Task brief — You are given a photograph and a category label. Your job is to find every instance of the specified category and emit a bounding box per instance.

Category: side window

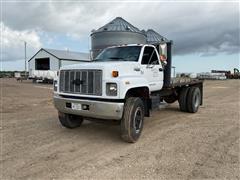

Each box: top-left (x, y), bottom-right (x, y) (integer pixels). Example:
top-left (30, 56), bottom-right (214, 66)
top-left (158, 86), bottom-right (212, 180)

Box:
top-left (141, 47), bottom-right (159, 65)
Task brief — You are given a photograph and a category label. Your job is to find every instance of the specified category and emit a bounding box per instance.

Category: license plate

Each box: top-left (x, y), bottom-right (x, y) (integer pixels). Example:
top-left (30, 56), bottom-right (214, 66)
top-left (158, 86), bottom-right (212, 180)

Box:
top-left (72, 103), bottom-right (82, 110)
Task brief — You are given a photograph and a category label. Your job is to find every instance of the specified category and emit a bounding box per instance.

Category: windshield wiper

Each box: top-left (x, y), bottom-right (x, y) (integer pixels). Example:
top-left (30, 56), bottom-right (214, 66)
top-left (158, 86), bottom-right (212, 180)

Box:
top-left (94, 57), bottom-right (124, 61)
top-left (109, 57), bottom-right (123, 60)
top-left (93, 58), bottom-right (102, 61)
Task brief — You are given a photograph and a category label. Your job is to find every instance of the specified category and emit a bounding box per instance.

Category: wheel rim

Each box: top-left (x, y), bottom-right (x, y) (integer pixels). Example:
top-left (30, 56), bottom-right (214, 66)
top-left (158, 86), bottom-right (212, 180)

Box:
top-left (194, 93), bottom-right (200, 109)
top-left (133, 107), bottom-right (143, 134)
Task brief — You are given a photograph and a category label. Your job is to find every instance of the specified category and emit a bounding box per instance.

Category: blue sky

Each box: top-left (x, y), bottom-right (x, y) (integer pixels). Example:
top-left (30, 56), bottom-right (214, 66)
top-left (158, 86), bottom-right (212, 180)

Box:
top-left (1, 1), bottom-right (239, 73)
top-left (173, 53), bottom-right (239, 73)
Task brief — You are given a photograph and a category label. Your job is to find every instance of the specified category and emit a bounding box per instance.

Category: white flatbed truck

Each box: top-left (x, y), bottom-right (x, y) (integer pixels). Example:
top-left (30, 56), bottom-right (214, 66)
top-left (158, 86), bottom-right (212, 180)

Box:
top-left (53, 42), bottom-right (203, 143)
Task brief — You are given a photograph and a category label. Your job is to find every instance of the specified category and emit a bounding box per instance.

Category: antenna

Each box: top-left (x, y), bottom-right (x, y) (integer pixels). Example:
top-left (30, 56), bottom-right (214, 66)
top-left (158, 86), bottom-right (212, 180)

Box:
top-left (88, 35), bottom-right (92, 60)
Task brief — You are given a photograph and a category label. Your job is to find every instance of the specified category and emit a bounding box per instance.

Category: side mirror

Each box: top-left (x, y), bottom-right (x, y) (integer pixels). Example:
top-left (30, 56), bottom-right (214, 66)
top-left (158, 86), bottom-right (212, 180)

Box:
top-left (159, 43), bottom-right (168, 66)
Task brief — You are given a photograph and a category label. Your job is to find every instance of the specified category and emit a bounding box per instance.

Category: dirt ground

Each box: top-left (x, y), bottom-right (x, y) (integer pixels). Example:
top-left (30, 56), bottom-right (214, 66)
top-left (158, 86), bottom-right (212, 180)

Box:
top-left (0, 78), bottom-right (239, 179)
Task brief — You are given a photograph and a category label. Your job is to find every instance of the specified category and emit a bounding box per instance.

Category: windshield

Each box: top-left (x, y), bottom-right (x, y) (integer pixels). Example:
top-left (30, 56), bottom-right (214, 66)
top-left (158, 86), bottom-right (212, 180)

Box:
top-left (94, 46), bottom-right (142, 62)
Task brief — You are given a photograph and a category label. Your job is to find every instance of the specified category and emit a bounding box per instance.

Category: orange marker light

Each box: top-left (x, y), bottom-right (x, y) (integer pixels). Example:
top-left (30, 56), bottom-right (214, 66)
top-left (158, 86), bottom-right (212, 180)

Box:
top-left (112, 71), bottom-right (119, 77)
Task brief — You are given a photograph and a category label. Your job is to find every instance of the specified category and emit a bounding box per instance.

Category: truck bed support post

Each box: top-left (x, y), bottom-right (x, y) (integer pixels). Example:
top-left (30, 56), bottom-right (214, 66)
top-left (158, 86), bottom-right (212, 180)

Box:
top-left (163, 41), bottom-right (173, 88)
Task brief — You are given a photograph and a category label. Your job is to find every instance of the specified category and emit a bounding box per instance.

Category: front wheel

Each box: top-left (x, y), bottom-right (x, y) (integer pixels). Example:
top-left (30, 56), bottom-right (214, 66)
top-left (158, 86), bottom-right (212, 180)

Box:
top-left (121, 97), bottom-right (145, 143)
top-left (58, 112), bottom-right (84, 129)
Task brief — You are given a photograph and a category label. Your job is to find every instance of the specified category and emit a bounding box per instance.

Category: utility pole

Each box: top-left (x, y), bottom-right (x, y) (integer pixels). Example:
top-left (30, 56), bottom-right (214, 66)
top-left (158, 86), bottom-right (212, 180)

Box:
top-left (24, 41), bottom-right (27, 77)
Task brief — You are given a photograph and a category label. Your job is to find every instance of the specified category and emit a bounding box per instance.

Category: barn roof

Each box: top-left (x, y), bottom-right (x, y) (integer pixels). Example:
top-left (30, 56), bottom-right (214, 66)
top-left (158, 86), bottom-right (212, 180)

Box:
top-left (28, 48), bottom-right (90, 62)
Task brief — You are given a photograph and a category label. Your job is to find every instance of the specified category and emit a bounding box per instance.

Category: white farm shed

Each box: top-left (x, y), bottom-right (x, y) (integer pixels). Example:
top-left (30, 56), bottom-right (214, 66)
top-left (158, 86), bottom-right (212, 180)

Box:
top-left (28, 48), bottom-right (90, 82)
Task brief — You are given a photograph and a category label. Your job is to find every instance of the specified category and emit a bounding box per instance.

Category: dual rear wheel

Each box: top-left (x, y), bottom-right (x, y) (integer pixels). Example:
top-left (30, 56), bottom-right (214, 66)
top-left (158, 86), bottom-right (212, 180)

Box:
top-left (179, 86), bottom-right (201, 113)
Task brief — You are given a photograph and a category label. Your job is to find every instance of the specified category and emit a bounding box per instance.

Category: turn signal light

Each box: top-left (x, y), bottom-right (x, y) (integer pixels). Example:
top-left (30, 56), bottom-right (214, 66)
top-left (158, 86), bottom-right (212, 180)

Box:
top-left (112, 71), bottom-right (119, 77)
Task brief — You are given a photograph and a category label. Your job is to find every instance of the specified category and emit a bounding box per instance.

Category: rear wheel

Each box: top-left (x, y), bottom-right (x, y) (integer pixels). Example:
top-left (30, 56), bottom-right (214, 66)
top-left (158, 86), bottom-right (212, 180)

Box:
top-left (121, 97), bottom-right (145, 143)
top-left (187, 87), bottom-right (201, 113)
top-left (58, 112), bottom-right (84, 129)
top-left (178, 87), bottom-right (190, 112)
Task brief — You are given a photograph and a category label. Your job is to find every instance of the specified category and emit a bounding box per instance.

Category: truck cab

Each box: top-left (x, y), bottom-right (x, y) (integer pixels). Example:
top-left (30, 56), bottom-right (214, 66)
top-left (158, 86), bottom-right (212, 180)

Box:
top-left (93, 44), bottom-right (164, 93)
top-left (54, 43), bottom-right (203, 143)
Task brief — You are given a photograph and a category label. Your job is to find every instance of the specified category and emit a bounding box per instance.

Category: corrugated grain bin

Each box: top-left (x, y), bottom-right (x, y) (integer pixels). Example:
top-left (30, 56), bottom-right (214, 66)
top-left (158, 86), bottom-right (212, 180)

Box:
top-left (146, 29), bottom-right (169, 44)
top-left (91, 17), bottom-right (147, 59)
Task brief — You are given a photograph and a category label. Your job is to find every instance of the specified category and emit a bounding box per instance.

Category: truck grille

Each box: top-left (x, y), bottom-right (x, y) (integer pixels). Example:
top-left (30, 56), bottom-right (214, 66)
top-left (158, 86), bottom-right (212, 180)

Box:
top-left (59, 70), bottom-right (102, 96)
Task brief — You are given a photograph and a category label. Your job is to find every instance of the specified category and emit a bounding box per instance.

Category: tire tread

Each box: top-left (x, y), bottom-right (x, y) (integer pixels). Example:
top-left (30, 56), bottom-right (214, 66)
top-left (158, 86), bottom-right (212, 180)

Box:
top-left (179, 87), bottom-right (189, 112)
top-left (58, 112), bottom-right (83, 129)
top-left (187, 87), bottom-right (201, 113)
top-left (121, 97), bottom-right (144, 143)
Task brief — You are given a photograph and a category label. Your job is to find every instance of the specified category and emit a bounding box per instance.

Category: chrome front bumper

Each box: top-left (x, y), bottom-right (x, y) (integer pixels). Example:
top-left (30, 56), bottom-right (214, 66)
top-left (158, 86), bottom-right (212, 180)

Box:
top-left (53, 95), bottom-right (124, 120)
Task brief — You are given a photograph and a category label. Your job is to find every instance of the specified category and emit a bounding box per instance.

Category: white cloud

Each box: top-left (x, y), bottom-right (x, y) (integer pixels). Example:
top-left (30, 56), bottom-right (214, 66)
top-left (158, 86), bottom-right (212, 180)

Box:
top-left (1, 22), bottom-right (42, 61)
top-left (1, 1), bottom-right (239, 62)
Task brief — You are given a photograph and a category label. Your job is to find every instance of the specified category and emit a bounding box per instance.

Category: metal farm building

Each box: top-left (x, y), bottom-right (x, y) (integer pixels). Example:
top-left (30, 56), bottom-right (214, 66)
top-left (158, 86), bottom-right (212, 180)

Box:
top-left (28, 48), bottom-right (90, 82)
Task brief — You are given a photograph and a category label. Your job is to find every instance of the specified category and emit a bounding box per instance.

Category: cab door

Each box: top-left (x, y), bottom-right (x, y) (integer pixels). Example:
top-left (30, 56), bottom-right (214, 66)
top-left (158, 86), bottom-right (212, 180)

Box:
top-left (141, 46), bottom-right (163, 92)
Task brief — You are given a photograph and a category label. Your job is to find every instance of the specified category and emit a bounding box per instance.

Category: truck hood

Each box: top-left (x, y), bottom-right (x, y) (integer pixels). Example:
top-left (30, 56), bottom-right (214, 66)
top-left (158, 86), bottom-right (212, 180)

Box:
top-left (61, 61), bottom-right (141, 78)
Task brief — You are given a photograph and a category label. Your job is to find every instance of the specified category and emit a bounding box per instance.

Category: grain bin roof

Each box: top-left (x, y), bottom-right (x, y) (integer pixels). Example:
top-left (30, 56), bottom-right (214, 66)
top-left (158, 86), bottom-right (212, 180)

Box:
top-left (29, 48), bottom-right (90, 62)
top-left (146, 29), bottom-right (169, 43)
top-left (92, 17), bottom-right (143, 34)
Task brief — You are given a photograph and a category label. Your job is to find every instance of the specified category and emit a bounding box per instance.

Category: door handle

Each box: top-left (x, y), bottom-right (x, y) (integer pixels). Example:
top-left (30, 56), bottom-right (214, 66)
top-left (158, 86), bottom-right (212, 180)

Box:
top-left (159, 68), bottom-right (163, 71)
top-left (134, 67), bottom-right (141, 71)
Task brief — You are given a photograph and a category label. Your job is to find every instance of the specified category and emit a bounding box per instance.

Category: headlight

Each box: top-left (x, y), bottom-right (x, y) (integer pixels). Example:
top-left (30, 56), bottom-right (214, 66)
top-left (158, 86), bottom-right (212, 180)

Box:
top-left (53, 80), bottom-right (58, 91)
top-left (106, 83), bottom-right (117, 96)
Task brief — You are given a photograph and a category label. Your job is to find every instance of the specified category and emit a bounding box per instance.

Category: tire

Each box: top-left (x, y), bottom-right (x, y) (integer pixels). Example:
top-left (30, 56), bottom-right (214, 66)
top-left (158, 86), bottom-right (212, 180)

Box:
top-left (164, 95), bottom-right (177, 104)
top-left (178, 87), bottom-right (190, 112)
top-left (187, 87), bottom-right (201, 113)
top-left (121, 97), bottom-right (145, 143)
top-left (58, 112), bottom-right (84, 129)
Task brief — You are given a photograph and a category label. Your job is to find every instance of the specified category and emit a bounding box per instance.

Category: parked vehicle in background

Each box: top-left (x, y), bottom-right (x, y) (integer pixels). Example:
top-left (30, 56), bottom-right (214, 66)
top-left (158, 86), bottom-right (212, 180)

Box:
top-left (14, 72), bottom-right (28, 82)
top-left (29, 70), bottom-right (57, 83)
top-left (211, 69), bottom-right (240, 79)
top-left (197, 72), bottom-right (227, 80)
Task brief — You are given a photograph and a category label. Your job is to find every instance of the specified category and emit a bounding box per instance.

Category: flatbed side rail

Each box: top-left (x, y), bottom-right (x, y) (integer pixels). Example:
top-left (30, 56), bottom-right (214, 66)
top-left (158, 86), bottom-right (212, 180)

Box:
top-left (151, 78), bottom-right (203, 105)
top-left (170, 77), bottom-right (203, 88)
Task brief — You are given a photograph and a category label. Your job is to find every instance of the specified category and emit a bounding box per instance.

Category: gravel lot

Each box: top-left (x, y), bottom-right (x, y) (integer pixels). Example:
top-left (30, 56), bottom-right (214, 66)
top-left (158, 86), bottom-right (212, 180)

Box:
top-left (1, 78), bottom-right (239, 179)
